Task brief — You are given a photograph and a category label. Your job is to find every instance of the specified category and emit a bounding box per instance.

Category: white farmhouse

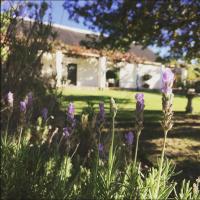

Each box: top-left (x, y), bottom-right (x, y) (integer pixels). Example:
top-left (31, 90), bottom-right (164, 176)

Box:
top-left (41, 23), bottom-right (165, 90)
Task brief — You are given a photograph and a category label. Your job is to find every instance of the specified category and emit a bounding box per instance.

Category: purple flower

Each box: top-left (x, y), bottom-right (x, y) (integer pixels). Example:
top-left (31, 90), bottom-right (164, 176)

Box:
top-left (162, 68), bottom-right (174, 83)
top-left (63, 127), bottom-right (70, 137)
top-left (162, 68), bottom-right (174, 94)
top-left (67, 102), bottom-right (75, 117)
top-left (97, 102), bottom-right (105, 125)
top-left (99, 102), bottom-right (104, 115)
top-left (25, 92), bottom-right (33, 107)
top-left (125, 131), bottom-right (134, 145)
top-left (66, 103), bottom-right (76, 133)
top-left (135, 93), bottom-right (144, 111)
top-left (41, 107), bottom-right (48, 121)
top-left (20, 101), bottom-right (26, 113)
top-left (7, 91), bottom-right (14, 107)
top-left (98, 143), bottom-right (104, 152)
top-left (135, 93), bottom-right (144, 103)
top-left (135, 93), bottom-right (144, 132)
top-left (136, 2), bottom-right (142, 8)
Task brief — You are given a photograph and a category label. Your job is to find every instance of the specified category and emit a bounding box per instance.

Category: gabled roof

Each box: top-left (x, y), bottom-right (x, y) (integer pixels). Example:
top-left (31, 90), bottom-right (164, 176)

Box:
top-left (52, 24), bottom-right (157, 62)
top-left (128, 44), bottom-right (157, 62)
top-left (18, 19), bottom-right (158, 63)
top-left (52, 24), bottom-right (95, 46)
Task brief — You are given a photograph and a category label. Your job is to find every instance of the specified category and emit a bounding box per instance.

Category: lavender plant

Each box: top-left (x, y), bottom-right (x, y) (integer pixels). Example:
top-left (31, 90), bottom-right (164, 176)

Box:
top-left (175, 178), bottom-right (200, 200)
top-left (134, 93), bottom-right (144, 166)
top-left (154, 67), bottom-right (175, 199)
top-left (1, 89), bottom-right (199, 200)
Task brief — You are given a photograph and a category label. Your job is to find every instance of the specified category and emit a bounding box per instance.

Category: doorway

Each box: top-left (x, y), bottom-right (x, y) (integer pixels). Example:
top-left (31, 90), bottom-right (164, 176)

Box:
top-left (67, 63), bottom-right (77, 85)
top-left (106, 68), bottom-right (120, 87)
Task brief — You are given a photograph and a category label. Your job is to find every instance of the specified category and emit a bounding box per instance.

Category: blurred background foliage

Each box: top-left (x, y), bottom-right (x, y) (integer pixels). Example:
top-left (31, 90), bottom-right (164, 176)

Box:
top-left (63, 0), bottom-right (200, 61)
top-left (1, 1), bottom-right (62, 128)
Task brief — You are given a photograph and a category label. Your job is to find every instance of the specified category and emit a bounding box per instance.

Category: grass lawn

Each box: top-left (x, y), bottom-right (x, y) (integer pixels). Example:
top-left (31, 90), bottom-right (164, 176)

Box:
top-left (58, 88), bottom-right (200, 181)
top-left (59, 88), bottom-right (200, 121)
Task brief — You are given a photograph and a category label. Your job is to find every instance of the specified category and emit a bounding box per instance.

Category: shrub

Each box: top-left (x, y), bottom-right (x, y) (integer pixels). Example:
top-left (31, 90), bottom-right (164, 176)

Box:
top-left (142, 83), bottom-right (150, 89)
top-left (142, 74), bottom-right (152, 81)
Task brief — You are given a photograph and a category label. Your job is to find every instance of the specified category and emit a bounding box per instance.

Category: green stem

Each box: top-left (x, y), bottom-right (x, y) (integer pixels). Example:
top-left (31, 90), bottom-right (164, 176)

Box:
top-left (4, 115), bottom-right (10, 145)
top-left (93, 152), bottom-right (99, 198)
top-left (107, 114), bottom-right (116, 190)
top-left (155, 130), bottom-right (168, 199)
top-left (110, 115), bottom-right (115, 157)
top-left (133, 131), bottom-right (140, 166)
top-left (58, 135), bottom-right (64, 151)
top-left (18, 127), bottom-right (23, 149)
top-left (93, 131), bottom-right (102, 198)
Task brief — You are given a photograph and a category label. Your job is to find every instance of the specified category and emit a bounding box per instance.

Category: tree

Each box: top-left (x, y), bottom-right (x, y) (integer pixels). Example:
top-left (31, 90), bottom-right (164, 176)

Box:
top-left (1, 1), bottom-right (56, 97)
top-left (63, 0), bottom-right (200, 61)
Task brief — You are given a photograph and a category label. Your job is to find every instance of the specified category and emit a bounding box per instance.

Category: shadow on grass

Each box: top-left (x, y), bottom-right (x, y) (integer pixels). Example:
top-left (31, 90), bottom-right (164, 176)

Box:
top-left (61, 94), bottom-right (132, 104)
top-left (175, 159), bottom-right (200, 182)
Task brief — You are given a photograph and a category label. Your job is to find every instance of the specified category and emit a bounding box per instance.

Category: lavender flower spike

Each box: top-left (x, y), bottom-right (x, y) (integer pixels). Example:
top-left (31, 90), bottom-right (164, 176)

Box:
top-left (155, 68), bottom-right (175, 199)
top-left (161, 68), bottom-right (174, 133)
top-left (162, 68), bottom-right (174, 95)
top-left (63, 127), bottom-right (70, 137)
top-left (41, 107), bottom-right (48, 121)
top-left (136, 2), bottom-right (142, 8)
top-left (133, 93), bottom-right (145, 166)
top-left (66, 102), bottom-right (76, 132)
top-left (7, 91), bottom-right (14, 107)
top-left (110, 97), bottom-right (117, 116)
top-left (20, 101), bottom-right (26, 113)
top-left (99, 102), bottom-right (105, 117)
top-left (135, 93), bottom-right (144, 112)
top-left (98, 143), bottom-right (104, 152)
top-left (135, 93), bottom-right (145, 126)
top-left (125, 131), bottom-right (134, 145)
top-left (67, 102), bottom-right (75, 118)
top-left (25, 92), bottom-right (33, 107)
top-left (97, 102), bottom-right (105, 125)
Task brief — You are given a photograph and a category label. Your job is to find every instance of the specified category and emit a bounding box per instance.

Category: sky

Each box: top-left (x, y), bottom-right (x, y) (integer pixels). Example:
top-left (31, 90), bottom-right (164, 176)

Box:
top-left (1, 0), bottom-right (169, 57)
top-left (1, 0), bottom-right (87, 29)
top-left (46, 1), bottom-right (88, 30)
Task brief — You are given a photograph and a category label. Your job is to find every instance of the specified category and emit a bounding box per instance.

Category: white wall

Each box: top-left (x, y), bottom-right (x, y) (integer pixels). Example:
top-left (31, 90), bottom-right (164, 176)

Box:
top-left (41, 52), bottom-right (57, 87)
top-left (77, 58), bottom-right (99, 87)
top-left (41, 52), bottom-right (56, 76)
top-left (41, 52), bottom-right (163, 90)
top-left (62, 56), bottom-right (99, 87)
top-left (98, 56), bottom-right (107, 89)
top-left (119, 62), bottom-right (162, 89)
top-left (55, 51), bottom-right (63, 87)
top-left (119, 62), bottom-right (137, 88)
top-left (138, 64), bottom-right (162, 89)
